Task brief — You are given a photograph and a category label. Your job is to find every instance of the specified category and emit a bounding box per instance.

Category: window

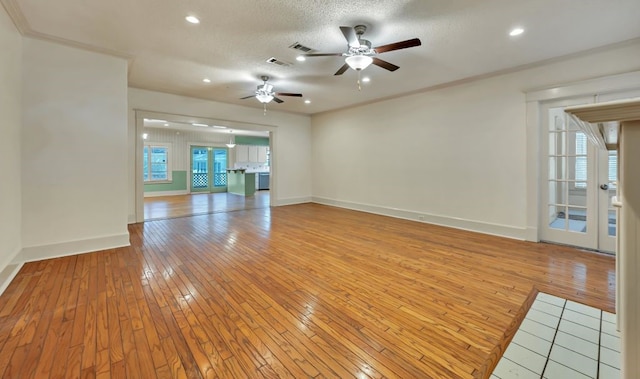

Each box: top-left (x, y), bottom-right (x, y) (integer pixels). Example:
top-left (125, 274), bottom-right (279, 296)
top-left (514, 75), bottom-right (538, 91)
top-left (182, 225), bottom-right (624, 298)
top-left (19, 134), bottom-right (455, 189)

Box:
top-left (143, 143), bottom-right (171, 182)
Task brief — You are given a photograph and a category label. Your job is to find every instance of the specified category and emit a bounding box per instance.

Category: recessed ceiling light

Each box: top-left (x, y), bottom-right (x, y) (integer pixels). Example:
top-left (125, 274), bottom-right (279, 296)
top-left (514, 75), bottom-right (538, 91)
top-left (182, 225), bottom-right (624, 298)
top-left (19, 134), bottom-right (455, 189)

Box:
top-left (203, 78), bottom-right (211, 83)
top-left (304, 100), bottom-right (311, 104)
top-left (186, 16), bottom-right (200, 24)
top-left (192, 123), bottom-right (208, 127)
top-left (509, 27), bottom-right (524, 36)
top-left (142, 133), bottom-right (148, 139)
top-left (164, 123), bottom-right (169, 126)
top-left (362, 77), bottom-right (371, 83)
top-left (296, 56), bottom-right (306, 62)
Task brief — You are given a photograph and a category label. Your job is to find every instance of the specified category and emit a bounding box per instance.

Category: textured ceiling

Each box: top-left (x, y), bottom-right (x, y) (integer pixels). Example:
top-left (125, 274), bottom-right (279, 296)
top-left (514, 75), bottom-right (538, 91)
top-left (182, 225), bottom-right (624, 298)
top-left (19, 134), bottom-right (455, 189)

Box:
top-left (4, 0), bottom-right (640, 115)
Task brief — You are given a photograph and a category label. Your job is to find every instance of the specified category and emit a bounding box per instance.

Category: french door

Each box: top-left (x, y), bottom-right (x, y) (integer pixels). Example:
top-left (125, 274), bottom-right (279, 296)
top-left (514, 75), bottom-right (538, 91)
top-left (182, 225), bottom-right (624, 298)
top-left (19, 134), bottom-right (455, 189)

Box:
top-left (540, 99), bottom-right (617, 253)
top-left (190, 146), bottom-right (228, 193)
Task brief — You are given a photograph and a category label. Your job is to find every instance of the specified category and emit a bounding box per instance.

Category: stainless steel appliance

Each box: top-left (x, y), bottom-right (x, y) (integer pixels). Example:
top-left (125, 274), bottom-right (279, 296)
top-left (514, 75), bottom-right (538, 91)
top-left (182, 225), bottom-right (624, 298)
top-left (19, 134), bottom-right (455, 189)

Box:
top-left (258, 173), bottom-right (270, 190)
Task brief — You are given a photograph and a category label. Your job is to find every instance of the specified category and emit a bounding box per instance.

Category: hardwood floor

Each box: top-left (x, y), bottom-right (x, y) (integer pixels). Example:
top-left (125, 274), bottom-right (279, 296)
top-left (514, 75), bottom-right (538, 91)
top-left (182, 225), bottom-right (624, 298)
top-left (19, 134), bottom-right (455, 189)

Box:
top-left (144, 191), bottom-right (270, 220)
top-left (0, 204), bottom-right (615, 378)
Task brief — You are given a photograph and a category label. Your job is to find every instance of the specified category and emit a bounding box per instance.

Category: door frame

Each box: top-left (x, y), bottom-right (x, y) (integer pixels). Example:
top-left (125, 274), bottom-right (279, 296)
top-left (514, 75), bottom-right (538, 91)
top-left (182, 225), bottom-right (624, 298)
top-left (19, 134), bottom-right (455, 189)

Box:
top-left (134, 110), bottom-right (278, 224)
top-left (538, 97), bottom-right (600, 250)
top-left (525, 71), bottom-right (640, 243)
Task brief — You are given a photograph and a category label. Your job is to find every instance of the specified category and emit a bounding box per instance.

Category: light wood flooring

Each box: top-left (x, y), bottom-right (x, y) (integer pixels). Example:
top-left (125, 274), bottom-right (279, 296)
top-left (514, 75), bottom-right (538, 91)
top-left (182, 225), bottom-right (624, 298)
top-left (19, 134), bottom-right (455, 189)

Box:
top-left (0, 204), bottom-right (615, 378)
top-left (144, 191), bottom-right (270, 221)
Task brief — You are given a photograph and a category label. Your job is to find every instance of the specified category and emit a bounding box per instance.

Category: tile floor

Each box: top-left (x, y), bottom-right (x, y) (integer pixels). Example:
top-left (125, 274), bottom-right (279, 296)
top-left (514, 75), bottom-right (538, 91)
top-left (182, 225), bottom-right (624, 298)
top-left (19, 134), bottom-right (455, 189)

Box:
top-left (491, 292), bottom-right (621, 379)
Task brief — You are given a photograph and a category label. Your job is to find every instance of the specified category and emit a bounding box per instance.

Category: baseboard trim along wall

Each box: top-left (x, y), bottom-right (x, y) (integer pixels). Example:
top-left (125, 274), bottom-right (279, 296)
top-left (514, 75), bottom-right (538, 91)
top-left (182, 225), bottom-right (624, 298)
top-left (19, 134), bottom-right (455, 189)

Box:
top-left (143, 190), bottom-right (189, 198)
top-left (0, 262), bottom-right (24, 296)
top-left (312, 197), bottom-right (527, 240)
top-left (274, 196), bottom-right (312, 207)
top-left (14, 232), bottom-right (131, 264)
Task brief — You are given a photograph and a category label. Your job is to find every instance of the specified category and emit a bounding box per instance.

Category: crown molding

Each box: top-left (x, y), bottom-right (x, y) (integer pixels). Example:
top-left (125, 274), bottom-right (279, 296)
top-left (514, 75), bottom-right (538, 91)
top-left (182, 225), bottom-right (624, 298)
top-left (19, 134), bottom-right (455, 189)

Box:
top-left (1, 0), bottom-right (28, 34)
top-left (1, 0), bottom-right (132, 60)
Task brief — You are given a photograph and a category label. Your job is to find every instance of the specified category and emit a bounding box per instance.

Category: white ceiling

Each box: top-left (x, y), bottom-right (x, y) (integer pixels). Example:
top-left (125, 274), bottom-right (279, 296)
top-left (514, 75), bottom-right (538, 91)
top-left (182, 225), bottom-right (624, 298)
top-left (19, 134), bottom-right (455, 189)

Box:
top-left (4, 0), bottom-right (640, 115)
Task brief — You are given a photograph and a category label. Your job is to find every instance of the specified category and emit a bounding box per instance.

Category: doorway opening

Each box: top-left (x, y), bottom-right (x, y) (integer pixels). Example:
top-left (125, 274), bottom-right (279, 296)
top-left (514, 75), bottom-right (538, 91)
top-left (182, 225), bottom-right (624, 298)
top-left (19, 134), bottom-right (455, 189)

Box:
top-left (136, 111), bottom-right (275, 222)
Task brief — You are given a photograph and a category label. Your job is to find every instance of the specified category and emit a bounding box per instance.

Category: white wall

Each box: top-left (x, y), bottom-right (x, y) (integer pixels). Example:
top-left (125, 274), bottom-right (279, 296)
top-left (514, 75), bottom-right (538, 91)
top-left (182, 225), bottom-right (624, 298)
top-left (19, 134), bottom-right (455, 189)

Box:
top-left (128, 88), bottom-right (312, 222)
top-left (0, 6), bottom-right (22, 277)
top-left (311, 41), bottom-right (640, 239)
top-left (19, 38), bottom-right (130, 262)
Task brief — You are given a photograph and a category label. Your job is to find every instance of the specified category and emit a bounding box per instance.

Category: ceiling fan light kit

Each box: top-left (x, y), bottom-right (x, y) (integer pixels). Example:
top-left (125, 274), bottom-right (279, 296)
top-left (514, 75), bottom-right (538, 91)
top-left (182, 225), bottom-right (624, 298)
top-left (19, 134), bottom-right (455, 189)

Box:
top-left (303, 24), bottom-right (421, 89)
top-left (345, 55), bottom-right (373, 70)
top-left (256, 93), bottom-right (274, 104)
top-left (240, 75), bottom-right (303, 114)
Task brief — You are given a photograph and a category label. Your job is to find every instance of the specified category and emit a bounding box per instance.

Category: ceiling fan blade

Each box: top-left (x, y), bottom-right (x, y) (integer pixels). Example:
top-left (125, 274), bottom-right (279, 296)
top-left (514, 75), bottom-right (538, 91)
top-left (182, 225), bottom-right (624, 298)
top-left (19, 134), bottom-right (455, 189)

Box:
top-left (340, 26), bottom-right (360, 47)
top-left (334, 63), bottom-right (349, 76)
top-left (273, 97), bottom-right (284, 104)
top-left (372, 57), bottom-right (399, 72)
top-left (275, 92), bottom-right (303, 97)
top-left (304, 53), bottom-right (343, 57)
top-left (240, 95), bottom-right (255, 100)
top-left (374, 38), bottom-right (421, 54)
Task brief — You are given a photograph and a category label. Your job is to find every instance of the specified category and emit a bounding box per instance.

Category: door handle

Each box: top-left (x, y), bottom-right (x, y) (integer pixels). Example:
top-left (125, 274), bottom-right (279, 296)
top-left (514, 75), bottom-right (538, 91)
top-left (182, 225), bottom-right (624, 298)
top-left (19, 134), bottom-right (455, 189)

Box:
top-left (600, 184), bottom-right (609, 190)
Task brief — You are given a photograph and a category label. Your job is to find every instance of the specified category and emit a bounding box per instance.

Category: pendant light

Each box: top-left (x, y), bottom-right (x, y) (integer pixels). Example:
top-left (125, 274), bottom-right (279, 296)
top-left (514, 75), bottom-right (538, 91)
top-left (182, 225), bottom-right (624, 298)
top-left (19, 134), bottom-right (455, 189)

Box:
top-left (226, 130), bottom-right (236, 148)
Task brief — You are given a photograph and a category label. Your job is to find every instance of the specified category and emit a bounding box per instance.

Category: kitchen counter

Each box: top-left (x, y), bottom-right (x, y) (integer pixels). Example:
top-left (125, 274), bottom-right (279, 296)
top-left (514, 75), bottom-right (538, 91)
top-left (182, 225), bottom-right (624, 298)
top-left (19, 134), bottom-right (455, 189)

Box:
top-left (226, 169), bottom-right (255, 196)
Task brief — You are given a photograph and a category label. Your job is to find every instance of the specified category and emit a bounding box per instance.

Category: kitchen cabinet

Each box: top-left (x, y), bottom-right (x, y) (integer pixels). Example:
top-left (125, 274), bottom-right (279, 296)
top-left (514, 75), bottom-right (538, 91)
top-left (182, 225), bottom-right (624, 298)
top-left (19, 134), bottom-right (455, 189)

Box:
top-left (236, 145), bottom-right (249, 162)
top-left (235, 145), bottom-right (269, 163)
top-left (258, 146), bottom-right (268, 163)
top-left (248, 145), bottom-right (258, 162)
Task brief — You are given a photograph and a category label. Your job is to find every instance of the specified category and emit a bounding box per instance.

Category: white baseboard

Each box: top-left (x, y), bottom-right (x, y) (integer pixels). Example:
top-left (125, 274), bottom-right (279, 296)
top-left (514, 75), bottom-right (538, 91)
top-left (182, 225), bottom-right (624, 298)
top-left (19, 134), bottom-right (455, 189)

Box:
top-left (312, 197), bottom-right (527, 240)
top-left (14, 232), bottom-right (131, 264)
top-left (128, 213), bottom-right (137, 224)
top-left (0, 262), bottom-right (24, 296)
top-left (144, 190), bottom-right (189, 198)
top-left (274, 196), bottom-right (312, 206)
top-left (525, 227), bottom-right (539, 242)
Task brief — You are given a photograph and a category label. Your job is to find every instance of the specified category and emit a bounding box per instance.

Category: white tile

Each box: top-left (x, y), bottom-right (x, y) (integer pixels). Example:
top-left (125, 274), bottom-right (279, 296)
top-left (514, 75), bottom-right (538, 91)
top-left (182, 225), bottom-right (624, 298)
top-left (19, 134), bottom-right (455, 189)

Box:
top-left (602, 311), bottom-right (617, 324)
top-left (601, 319), bottom-right (620, 337)
top-left (558, 319), bottom-right (599, 343)
top-left (526, 308), bottom-right (561, 329)
top-left (537, 292), bottom-right (567, 307)
top-left (543, 360), bottom-right (591, 379)
top-left (561, 309), bottom-right (600, 331)
top-left (520, 318), bottom-right (557, 342)
top-left (532, 298), bottom-right (564, 317)
top-left (600, 346), bottom-right (621, 369)
top-left (600, 332), bottom-right (621, 352)
top-left (503, 341), bottom-right (547, 374)
top-left (599, 363), bottom-right (621, 379)
top-left (553, 331), bottom-right (598, 359)
top-left (549, 344), bottom-right (597, 378)
top-left (493, 357), bottom-right (539, 379)
top-left (565, 300), bottom-right (601, 319)
top-left (511, 329), bottom-right (553, 357)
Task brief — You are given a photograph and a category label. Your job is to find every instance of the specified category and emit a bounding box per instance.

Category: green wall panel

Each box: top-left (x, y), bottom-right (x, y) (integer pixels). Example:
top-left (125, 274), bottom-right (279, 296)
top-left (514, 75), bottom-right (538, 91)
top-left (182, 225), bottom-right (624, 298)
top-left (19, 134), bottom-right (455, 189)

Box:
top-left (144, 170), bottom-right (187, 192)
top-left (235, 136), bottom-right (269, 146)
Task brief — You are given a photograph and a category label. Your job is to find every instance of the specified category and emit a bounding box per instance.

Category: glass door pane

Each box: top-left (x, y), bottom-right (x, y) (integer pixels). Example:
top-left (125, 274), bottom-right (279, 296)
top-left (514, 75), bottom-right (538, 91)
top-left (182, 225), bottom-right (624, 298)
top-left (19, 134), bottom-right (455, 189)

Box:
top-left (191, 147), bottom-right (210, 192)
top-left (547, 111), bottom-right (588, 234)
top-left (212, 148), bottom-right (228, 192)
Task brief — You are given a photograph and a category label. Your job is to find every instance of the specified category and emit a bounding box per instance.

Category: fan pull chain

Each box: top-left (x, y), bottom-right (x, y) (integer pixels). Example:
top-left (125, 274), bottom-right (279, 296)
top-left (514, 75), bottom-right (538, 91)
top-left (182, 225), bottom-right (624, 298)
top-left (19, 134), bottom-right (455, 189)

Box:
top-left (357, 70), bottom-right (362, 91)
top-left (263, 103), bottom-right (267, 115)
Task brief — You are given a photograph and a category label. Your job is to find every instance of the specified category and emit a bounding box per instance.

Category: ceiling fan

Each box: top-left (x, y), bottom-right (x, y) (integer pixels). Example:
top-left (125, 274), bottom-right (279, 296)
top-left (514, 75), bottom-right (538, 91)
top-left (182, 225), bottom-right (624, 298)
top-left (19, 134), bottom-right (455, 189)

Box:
top-left (241, 76), bottom-right (302, 104)
top-left (303, 25), bottom-right (421, 76)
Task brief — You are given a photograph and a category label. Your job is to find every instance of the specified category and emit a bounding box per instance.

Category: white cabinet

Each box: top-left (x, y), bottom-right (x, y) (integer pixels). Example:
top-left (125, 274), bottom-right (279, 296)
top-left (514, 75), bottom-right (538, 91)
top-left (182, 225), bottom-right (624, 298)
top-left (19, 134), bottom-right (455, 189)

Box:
top-left (248, 145), bottom-right (258, 162)
top-left (258, 146), bottom-right (268, 163)
top-left (236, 145), bottom-right (249, 162)
top-left (235, 145), bottom-right (268, 163)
